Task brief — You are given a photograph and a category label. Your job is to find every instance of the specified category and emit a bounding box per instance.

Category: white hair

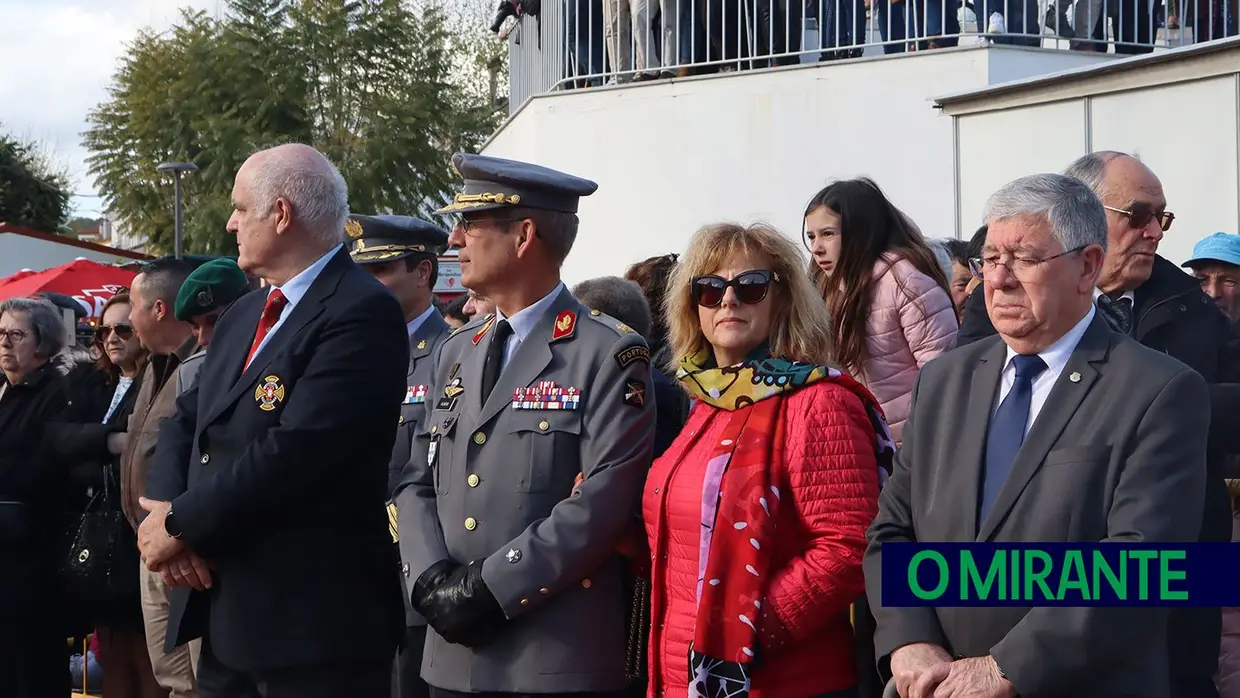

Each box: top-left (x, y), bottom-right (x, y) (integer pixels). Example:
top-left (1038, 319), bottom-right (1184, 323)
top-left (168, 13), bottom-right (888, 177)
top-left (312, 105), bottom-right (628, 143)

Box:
top-left (1063, 151), bottom-right (1130, 200)
top-left (984, 173), bottom-right (1109, 254)
top-left (250, 144), bottom-right (349, 244)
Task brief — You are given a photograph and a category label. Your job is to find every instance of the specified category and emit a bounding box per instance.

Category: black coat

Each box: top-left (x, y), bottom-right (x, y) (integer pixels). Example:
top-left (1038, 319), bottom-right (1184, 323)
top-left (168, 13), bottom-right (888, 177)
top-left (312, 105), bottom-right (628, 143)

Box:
top-left (956, 255), bottom-right (1238, 688)
top-left (0, 362), bottom-right (72, 620)
top-left (148, 247), bottom-right (409, 670)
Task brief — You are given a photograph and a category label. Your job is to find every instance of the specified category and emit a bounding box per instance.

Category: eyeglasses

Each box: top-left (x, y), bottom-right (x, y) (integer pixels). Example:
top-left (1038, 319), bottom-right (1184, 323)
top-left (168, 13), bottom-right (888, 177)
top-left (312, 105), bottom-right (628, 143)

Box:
top-left (456, 217), bottom-right (525, 237)
top-left (1104, 203), bottom-right (1175, 232)
top-left (968, 246), bottom-right (1086, 281)
top-left (0, 329), bottom-right (30, 344)
top-left (691, 270), bottom-right (780, 308)
top-left (94, 324), bottom-right (135, 343)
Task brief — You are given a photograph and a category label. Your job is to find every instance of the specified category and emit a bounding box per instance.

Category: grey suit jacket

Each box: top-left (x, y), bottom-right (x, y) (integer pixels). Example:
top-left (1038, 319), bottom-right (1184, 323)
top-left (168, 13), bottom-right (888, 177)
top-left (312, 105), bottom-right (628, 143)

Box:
top-left (394, 287), bottom-right (656, 693)
top-left (392, 309), bottom-right (451, 628)
top-left (865, 314), bottom-right (1209, 698)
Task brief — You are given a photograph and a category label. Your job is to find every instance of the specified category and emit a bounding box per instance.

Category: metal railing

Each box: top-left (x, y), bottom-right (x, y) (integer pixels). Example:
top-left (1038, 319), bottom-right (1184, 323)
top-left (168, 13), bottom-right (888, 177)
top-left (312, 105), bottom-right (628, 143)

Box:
top-left (503, 0), bottom-right (1237, 110)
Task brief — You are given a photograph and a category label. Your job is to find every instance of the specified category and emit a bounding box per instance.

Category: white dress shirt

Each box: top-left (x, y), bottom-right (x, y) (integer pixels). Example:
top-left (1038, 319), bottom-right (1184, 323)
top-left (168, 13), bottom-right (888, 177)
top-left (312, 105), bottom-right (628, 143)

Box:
top-left (406, 304), bottom-right (436, 340)
top-left (494, 282), bottom-right (564, 370)
top-left (247, 246), bottom-right (339, 365)
top-left (996, 304), bottom-right (1096, 436)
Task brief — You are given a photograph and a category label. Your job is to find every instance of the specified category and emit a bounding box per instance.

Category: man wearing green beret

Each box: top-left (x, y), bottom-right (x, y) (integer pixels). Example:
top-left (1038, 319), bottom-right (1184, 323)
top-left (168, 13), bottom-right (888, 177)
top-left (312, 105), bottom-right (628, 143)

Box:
top-left (172, 257), bottom-right (252, 394)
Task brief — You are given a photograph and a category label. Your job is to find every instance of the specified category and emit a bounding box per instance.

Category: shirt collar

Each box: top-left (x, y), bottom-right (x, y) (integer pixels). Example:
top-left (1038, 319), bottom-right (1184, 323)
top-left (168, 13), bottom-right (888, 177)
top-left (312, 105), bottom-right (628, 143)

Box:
top-left (406, 304), bottom-right (436, 339)
top-left (271, 246), bottom-right (339, 307)
top-left (495, 282), bottom-right (565, 342)
top-left (1092, 287), bottom-right (1135, 304)
top-left (1004, 304), bottom-right (1096, 377)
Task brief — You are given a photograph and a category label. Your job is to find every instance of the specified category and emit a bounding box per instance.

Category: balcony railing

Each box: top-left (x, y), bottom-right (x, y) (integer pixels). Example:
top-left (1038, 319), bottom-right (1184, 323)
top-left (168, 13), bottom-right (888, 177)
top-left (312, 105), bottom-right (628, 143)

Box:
top-left (503, 0), bottom-right (1237, 111)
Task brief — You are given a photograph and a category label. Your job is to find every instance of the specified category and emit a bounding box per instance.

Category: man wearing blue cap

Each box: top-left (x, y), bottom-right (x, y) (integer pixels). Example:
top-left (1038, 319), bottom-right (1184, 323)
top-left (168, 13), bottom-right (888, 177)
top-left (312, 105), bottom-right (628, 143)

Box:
top-left (348, 213), bottom-right (452, 698)
top-left (1184, 233), bottom-right (1240, 330)
top-left (394, 153), bottom-right (656, 698)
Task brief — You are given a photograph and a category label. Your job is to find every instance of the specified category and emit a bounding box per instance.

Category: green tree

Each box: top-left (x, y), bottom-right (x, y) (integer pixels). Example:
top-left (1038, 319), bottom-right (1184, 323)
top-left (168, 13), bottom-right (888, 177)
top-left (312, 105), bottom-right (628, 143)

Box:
top-left (84, 0), bottom-right (505, 255)
top-left (0, 127), bottom-right (73, 233)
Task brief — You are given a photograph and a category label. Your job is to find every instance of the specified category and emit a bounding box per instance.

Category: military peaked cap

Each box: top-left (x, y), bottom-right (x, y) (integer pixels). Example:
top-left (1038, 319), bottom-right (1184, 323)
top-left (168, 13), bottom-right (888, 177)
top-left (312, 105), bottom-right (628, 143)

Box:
top-left (435, 153), bottom-right (599, 215)
top-left (174, 257), bottom-right (249, 322)
top-left (347, 214), bottom-right (449, 264)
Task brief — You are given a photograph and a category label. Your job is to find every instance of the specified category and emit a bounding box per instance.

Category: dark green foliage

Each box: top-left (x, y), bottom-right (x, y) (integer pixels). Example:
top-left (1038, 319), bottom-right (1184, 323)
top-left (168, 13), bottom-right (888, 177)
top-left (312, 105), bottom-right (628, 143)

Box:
top-left (0, 128), bottom-right (72, 234)
top-left (84, 0), bottom-right (505, 255)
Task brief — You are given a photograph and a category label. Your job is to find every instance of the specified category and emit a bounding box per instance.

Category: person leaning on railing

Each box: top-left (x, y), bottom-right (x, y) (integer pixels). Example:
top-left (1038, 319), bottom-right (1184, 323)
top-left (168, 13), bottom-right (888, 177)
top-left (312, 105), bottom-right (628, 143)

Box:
top-left (0, 297), bottom-right (74, 698)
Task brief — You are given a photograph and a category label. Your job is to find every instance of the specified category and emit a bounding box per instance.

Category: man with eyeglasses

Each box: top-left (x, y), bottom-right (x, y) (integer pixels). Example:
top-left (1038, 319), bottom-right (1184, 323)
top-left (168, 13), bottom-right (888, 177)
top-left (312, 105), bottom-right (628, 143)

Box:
top-left (394, 153), bottom-right (655, 698)
top-left (957, 152), bottom-right (1239, 698)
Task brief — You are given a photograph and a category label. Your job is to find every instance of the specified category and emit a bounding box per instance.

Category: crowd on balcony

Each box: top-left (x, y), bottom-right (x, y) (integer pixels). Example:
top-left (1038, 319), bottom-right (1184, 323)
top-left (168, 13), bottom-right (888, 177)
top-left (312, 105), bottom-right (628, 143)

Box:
top-left (553, 0), bottom-right (1238, 85)
top-left (3, 143), bottom-right (1240, 698)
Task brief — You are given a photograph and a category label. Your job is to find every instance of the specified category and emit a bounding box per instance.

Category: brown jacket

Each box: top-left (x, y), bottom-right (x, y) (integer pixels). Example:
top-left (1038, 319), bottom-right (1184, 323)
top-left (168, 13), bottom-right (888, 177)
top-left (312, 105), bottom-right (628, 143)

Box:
top-left (120, 335), bottom-right (197, 529)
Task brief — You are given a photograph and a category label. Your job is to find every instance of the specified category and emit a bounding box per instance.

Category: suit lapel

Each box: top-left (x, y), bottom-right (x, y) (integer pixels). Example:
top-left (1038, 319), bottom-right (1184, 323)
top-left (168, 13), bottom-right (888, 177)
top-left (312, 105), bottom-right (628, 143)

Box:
top-left (977, 315), bottom-right (1113, 541)
top-left (202, 247), bottom-right (347, 426)
top-left (954, 339), bottom-right (1006, 542)
top-left (475, 289), bottom-right (576, 426)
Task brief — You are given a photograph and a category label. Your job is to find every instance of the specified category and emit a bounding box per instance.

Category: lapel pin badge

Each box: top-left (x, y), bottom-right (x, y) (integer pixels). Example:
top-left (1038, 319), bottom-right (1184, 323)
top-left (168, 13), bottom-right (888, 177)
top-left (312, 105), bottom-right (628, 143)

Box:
top-left (1069, 372), bottom-right (1082, 383)
top-left (416, 339), bottom-right (427, 350)
top-left (255, 375), bottom-right (286, 411)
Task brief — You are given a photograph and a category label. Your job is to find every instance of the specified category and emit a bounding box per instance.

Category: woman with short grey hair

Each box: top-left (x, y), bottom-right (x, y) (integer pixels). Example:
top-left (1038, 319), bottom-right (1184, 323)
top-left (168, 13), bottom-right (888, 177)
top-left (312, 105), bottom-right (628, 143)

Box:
top-left (0, 296), bottom-right (74, 698)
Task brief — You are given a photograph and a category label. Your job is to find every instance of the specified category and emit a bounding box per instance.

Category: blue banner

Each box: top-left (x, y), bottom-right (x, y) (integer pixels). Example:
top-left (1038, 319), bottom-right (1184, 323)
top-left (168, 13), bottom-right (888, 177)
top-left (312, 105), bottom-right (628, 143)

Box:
top-left (880, 542), bottom-right (1240, 607)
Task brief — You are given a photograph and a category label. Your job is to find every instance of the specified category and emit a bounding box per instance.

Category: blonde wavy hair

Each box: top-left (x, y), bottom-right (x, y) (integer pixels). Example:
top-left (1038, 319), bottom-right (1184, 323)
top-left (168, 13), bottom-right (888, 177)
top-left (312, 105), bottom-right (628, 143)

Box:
top-left (665, 222), bottom-right (834, 370)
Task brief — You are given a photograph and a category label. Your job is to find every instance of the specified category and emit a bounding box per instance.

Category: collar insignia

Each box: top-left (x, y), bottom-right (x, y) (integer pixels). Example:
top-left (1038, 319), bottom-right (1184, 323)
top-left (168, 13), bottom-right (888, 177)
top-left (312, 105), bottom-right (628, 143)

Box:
top-left (473, 315), bottom-right (495, 345)
top-left (551, 310), bottom-right (577, 342)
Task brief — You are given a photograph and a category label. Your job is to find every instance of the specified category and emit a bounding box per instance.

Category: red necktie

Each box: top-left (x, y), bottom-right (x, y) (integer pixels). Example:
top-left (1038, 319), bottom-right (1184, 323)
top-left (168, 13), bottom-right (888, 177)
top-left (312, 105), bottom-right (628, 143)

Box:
top-left (245, 289), bottom-right (288, 368)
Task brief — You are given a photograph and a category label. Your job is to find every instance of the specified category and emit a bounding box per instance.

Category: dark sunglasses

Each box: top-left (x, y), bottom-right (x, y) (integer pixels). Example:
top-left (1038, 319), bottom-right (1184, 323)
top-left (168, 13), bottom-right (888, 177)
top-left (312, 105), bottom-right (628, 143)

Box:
top-left (691, 270), bottom-right (780, 308)
top-left (1104, 203), bottom-right (1174, 232)
top-left (95, 323), bottom-right (135, 343)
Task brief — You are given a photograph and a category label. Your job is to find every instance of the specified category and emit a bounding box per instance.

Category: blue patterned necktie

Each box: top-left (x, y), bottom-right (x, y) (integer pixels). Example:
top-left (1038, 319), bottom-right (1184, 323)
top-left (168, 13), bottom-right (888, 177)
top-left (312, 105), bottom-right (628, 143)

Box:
top-left (980, 354), bottom-right (1048, 525)
top-left (1096, 294), bottom-right (1134, 334)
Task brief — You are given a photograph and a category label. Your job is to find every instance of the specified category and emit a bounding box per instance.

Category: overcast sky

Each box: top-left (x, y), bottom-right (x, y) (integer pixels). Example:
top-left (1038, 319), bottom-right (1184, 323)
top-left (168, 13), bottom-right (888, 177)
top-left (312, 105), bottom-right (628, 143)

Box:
top-left (0, 0), bottom-right (217, 218)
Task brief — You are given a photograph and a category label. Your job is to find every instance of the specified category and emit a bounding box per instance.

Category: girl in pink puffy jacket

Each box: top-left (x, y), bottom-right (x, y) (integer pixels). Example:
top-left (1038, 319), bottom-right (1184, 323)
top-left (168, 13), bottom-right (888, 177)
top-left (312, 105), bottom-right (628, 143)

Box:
top-left (803, 178), bottom-right (959, 444)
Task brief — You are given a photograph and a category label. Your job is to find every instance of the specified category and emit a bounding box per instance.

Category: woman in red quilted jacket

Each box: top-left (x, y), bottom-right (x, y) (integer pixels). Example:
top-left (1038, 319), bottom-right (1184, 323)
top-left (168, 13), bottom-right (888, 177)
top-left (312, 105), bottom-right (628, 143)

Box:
top-left (644, 222), bottom-right (889, 698)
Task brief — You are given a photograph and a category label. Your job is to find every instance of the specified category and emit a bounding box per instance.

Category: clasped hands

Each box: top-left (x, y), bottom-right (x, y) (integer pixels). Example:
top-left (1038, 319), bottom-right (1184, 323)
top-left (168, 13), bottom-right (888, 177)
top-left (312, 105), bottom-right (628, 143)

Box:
top-left (136, 497), bottom-right (213, 591)
top-left (412, 559), bottom-right (507, 648)
top-left (890, 643), bottom-right (1016, 698)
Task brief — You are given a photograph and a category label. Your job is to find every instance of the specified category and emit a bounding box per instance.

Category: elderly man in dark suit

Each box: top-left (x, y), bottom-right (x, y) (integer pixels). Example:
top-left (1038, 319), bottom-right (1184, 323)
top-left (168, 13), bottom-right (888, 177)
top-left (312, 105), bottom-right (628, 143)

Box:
top-left (866, 173), bottom-right (1209, 698)
top-left (139, 143), bottom-right (409, 698)
top-left (957, 151), bottom-right (1237, 698)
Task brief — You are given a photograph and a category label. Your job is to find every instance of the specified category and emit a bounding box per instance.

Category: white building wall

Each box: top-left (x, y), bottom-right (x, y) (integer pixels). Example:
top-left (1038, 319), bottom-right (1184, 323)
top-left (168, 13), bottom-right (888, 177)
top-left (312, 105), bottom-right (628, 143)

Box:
top-left (954, 72), bottom-right (1240, 267)
top-left (0, 235), bottom-right (137, 278)
top-left (483, 46), bottom-right (1113, 283)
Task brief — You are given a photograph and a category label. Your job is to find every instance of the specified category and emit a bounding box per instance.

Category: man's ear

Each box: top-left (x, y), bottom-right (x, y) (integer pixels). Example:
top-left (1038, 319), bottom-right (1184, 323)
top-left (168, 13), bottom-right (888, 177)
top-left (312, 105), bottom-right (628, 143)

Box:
top-left (1081, 244), bottom-right (1106, 291)
top-left (274, 196), bottom-right (294, 235)
top-left (513, 219), bottom-right (537, 259)
top-left (151, 299), bottom-right (167, 322)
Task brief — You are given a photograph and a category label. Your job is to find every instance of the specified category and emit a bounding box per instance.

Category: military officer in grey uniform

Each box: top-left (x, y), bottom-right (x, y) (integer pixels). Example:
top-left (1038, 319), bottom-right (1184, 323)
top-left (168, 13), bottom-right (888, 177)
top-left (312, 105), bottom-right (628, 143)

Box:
top-left (394, 153), bottom-right (656, 698)
top-left (349, 213), bottom-right (453, 698)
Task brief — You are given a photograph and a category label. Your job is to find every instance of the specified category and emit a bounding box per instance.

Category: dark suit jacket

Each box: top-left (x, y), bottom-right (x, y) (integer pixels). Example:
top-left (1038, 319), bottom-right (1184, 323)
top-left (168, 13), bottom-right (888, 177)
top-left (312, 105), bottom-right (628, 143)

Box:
top-left (147, 246), bottom-right (409, 670)
top-left (866, 314), bottom-right (1210, 698)
top-left (957, 256), bottom-right (1237, 685)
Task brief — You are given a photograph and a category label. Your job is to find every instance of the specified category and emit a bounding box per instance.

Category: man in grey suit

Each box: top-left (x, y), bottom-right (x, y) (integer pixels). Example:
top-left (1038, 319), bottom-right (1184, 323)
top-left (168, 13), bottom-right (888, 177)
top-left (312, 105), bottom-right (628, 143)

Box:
top-left (348, 213), bottom-right (452, 698)
top-left (394, 153), bottom-right (656, 698)
top-left (865, 173), bottom-right (1210, 698)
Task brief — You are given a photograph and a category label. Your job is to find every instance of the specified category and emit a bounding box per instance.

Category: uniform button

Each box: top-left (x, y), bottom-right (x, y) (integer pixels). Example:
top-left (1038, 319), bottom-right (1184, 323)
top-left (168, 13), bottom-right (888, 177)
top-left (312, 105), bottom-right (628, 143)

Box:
top-left (590, 309), bottom-right (601, 316)
top-left (467, 474), bottom-right (480, 488)
top-left (464, 517), bottom-right (478, 531)
top-left (581, 578), bottom-right (593, 589)
top-left (430, 425), bottom-right (437, 434)
top-left (520, 598), bottom-right (529, 606)
top-left (398, 416), bottom-right (405, 425)
top-left (473, 432), bottom-right (487, 445)
top-left (539, 587), bottom-right (550, 595)
top-left (538, 420), bottom-right (550, 431)
top-left (200, 454), bottom-right (210, 465)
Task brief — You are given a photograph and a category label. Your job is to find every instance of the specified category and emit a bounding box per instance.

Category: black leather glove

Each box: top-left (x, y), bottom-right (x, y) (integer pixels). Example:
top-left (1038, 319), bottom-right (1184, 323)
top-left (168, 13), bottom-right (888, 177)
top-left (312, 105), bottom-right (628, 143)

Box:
top-left (419, 560), bottom-right (507, 647)
top-left (411, 559), bottom-right (460, 615)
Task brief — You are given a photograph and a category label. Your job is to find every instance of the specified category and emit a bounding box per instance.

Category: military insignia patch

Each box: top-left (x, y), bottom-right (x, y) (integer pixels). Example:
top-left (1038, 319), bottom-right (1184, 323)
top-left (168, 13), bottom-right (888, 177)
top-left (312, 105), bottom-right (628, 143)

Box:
top-left (614, 345), bottom-right (650, 370)
top-left (473, 316), bottom-right (495, 345)
top-left (345, 219), bottom-right (364, 239)
top-left (445, 377), bottom-right (465, 398)
top-left (416, 339), bottom-right (427, 350)
top-left (448, 363), bottom-right (461, 381)
top-left (551, 310), bottom-right (577, 342)
top-left (254, 375), bottom-right (286, 412)
top-left (404, 385), bottom-right (428, 404)
top-left (623, 380), bottom-right (645, 408)
top-left (512, 381), bottom-right (581, 410)
top-left (616, 322), bottom-right (635, 334)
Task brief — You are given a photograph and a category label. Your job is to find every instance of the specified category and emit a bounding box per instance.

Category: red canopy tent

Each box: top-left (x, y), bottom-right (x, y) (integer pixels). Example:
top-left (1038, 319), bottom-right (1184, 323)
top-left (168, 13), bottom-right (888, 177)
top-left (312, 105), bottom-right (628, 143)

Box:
top-left (0, 269), bottom-right (38, 287)
top-left (0, 260), bottom-right (137, 320)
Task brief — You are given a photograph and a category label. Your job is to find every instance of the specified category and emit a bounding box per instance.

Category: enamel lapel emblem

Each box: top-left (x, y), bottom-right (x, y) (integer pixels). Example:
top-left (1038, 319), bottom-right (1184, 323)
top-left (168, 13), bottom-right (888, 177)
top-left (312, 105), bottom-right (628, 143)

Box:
top-left (551, 310), bottom-right (577, 342)
top-left (512, 381), bottom-right (581, 410)
top-left (255, 375), bottom-right (286, 411)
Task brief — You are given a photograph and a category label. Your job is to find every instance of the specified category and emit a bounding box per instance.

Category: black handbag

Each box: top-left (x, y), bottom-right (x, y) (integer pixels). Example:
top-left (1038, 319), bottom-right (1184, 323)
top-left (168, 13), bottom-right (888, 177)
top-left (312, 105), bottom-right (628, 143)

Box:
top-left (59, 463), bottom-right (139, 602)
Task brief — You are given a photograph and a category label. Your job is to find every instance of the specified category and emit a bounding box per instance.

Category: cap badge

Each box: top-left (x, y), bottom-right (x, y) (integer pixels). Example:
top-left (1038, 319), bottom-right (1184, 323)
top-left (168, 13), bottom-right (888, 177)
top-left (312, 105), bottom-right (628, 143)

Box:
top-left (345, 219), bottom-right (364, 239)
top-left (196, 288), bottom-right (214, 307)
top-left (551, 310), bottom-right (576, 342)
top-left (254, 375), bottom-right (286, 412)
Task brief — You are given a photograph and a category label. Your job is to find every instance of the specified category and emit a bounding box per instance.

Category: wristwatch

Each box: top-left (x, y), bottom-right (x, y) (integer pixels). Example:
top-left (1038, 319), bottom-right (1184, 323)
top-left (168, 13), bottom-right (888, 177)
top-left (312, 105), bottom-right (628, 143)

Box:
top-left (165, 505), bottom-right (183, 539)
